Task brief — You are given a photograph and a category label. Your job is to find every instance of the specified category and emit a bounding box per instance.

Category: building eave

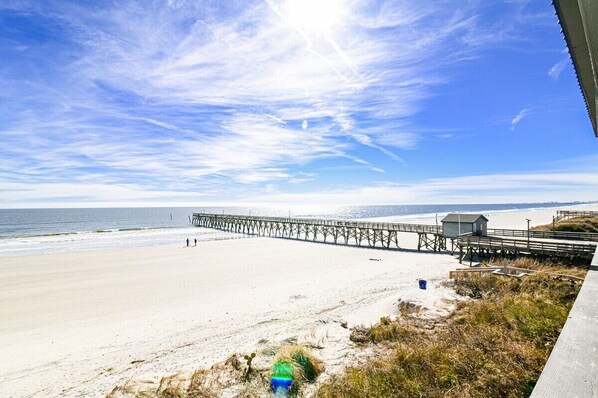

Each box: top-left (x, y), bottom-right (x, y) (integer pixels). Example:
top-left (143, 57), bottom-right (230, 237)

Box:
top-left (553, 0), bottom-right (598, 137)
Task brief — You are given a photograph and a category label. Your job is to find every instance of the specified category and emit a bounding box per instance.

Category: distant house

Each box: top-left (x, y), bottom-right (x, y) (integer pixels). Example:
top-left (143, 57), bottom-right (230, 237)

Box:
top-left (441, 213), bottom-right (488, 238)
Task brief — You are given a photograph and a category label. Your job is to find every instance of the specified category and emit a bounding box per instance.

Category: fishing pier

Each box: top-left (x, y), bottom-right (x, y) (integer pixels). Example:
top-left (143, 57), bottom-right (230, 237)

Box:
top-left (192, 213), bottom-right (447, 251)
top-left (192, 212), bottom-right (597, 261)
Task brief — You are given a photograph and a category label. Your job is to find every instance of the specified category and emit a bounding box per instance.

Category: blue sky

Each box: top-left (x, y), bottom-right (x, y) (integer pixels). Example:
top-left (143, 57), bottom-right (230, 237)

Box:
top-left (0, 0), bottom-right (597, 208)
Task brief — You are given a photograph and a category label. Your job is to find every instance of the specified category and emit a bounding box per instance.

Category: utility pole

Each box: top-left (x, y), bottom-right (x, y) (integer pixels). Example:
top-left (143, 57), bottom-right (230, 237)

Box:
top-left (526, 218), bottom-right (531, 249)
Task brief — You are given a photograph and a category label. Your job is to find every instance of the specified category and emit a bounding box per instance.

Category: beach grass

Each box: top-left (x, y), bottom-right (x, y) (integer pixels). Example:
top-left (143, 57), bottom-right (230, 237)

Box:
top-left (106, 345), bottom-right (324, 398)
top-left (316, 258), bottom-right (586, 398)
top-left (534, 216), bottom-right (598, 232)
top-left (275, 345), bottom-right (325, 385)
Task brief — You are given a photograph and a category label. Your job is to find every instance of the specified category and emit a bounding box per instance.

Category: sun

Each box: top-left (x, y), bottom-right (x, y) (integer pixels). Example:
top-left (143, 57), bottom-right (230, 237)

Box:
top-left (282, 0), bottom-right (346, 36)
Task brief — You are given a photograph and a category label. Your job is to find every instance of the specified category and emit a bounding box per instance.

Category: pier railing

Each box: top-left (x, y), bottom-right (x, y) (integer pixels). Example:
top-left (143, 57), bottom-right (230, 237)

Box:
top-left (487, 228), bottom-right (598, 242)
top-left (192, 213), bottom-right (441, 234)
top-left (457, 234), bottom-right (597, 263)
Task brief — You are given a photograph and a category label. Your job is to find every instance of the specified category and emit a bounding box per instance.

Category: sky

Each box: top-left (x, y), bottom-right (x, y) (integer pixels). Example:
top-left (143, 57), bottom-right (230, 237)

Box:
top-left (0, 0), bottom-right (597, 208)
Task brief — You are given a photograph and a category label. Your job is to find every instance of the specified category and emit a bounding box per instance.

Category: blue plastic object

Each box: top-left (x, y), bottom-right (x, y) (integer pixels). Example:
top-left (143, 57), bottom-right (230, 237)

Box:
top-left (271, 377), bottom-right (293, 396)
top-left (418, 279), bottom-right (427, 290)
top-left (271, 361), bottom-right (294, 396)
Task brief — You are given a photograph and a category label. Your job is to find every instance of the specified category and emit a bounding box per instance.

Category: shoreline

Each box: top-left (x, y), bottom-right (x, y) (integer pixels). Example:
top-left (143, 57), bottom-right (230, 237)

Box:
top-left (1, 202), bottom-right (594, 258)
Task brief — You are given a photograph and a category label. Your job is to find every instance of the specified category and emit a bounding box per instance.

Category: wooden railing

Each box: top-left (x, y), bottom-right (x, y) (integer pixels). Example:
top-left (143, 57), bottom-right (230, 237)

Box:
top-left (192, 213), bottom-right (441, 234)
top-left (555, 210), bottom-right (598, 221)
top-left (487, 228), bottom-right (598, 242)
top-left (457, 234), bottom-right (597, 259)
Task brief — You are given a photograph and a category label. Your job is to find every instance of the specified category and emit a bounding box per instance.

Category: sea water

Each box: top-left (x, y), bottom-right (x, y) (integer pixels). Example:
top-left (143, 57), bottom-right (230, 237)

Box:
top-left (0, 203), bottom-right (580, 256)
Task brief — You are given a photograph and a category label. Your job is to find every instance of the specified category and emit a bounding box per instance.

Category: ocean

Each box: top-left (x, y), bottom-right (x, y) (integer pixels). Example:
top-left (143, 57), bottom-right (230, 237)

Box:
top-left (0, 203), bottom-right (580, 256)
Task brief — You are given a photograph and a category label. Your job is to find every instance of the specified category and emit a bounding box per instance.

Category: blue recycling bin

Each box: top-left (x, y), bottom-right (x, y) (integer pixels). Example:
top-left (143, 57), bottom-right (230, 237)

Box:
top-left (418, 279), bottom-right (427, 290)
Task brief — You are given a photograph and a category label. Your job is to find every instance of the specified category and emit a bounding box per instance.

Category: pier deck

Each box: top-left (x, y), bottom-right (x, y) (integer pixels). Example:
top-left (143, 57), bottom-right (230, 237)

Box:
top-left (191, 213), bottom-right (446, 250)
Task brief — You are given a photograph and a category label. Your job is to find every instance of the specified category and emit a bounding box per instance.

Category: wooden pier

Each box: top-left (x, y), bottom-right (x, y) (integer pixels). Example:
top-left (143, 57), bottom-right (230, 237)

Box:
top-left (192, 212), bottom-right (598, 260)
top-left (191, 213), bottom-right (447, 251)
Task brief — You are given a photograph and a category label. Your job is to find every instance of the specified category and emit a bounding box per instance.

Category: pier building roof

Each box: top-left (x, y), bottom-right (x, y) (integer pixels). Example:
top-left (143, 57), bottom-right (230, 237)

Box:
top-left (441, 214), bottom-right (488, 224)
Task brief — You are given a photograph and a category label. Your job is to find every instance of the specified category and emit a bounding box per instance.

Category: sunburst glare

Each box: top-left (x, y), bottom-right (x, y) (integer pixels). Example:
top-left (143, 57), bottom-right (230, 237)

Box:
top-left (282, 0), bottom-right (347, 36)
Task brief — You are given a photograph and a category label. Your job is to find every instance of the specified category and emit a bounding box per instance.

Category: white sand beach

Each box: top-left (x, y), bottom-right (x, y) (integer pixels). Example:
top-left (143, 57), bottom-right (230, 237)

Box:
top-left (1, 237), bottom-right (460, 397)
top-left (0, 205), bottom-right (593, 397)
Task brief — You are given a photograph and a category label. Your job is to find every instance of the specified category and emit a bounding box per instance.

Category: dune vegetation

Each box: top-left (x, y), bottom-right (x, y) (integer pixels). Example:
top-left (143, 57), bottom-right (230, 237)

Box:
top-left (106, 344), bottom-right (324, 398)
top-left (316, 258), bottom-right (587, 398)
top-left (533, 216), bottom-right (598, 233)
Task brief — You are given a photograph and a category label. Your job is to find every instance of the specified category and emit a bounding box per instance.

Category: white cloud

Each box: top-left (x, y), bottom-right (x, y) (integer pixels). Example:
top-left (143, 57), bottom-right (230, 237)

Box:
top-left (243, 171), bottom-right (598, 205)
top-left (0, 0), bottom-right (564, 206)
top-left (0, 181), bottom-right (201, 204)
top-left (376, 132), bottom-right (419, 150)
top-left (3, 168), bottom-right (596, 208)
top-left (548, 57), bottom-right (569, 79)
top-left (287, 171), bottom-right (317, 184)
top-left (510, 108), bottom-right (532, 131)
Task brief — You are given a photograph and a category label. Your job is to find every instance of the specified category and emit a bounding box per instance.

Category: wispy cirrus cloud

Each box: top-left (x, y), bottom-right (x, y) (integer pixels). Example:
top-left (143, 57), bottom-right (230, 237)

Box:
top-left (548, 48), bottom-right (570, 80)
top-left (510, 108), bottom-right (532, 131)
top-left (548, 58), bottom-right (569, 79)
top-left (245, 171), bottom-right (598, 205)
top-left (0, 0), bottom-right (569, 206)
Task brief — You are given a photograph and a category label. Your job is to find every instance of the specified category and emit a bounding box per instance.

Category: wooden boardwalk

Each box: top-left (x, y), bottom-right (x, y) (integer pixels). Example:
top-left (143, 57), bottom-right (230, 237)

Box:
top-left (191, 213), bottom-right (446, 250)
top-left (457, 234), bottom-right (597, 264)
top-left (554, 210), bottom-right (598, 221)
top-left (487, 228), bottom-right (598, 242)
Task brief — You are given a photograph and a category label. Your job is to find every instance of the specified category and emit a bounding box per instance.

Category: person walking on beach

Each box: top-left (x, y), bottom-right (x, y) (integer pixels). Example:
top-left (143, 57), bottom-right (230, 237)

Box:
top-left (194, 238), bottom-right (197, 246)
top-left (186, 238), bottom-right (189, 247)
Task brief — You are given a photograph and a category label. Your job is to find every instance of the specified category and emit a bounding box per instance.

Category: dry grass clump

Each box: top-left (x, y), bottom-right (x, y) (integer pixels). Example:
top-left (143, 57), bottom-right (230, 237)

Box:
top-left (186, 370), bottom-right (219, 398)
top-left (533, 216), bottom-right (598, 232)
top-left (274, 344), bottom-right (324, 396)
top-left (317, 260), bottom-right (585, 398)
top-left (108, 346), bottom-right (324, 398)
top-left (106, 374), bottom-right (187, 398)
top-left (369, 316), bottom-right (414, 343)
